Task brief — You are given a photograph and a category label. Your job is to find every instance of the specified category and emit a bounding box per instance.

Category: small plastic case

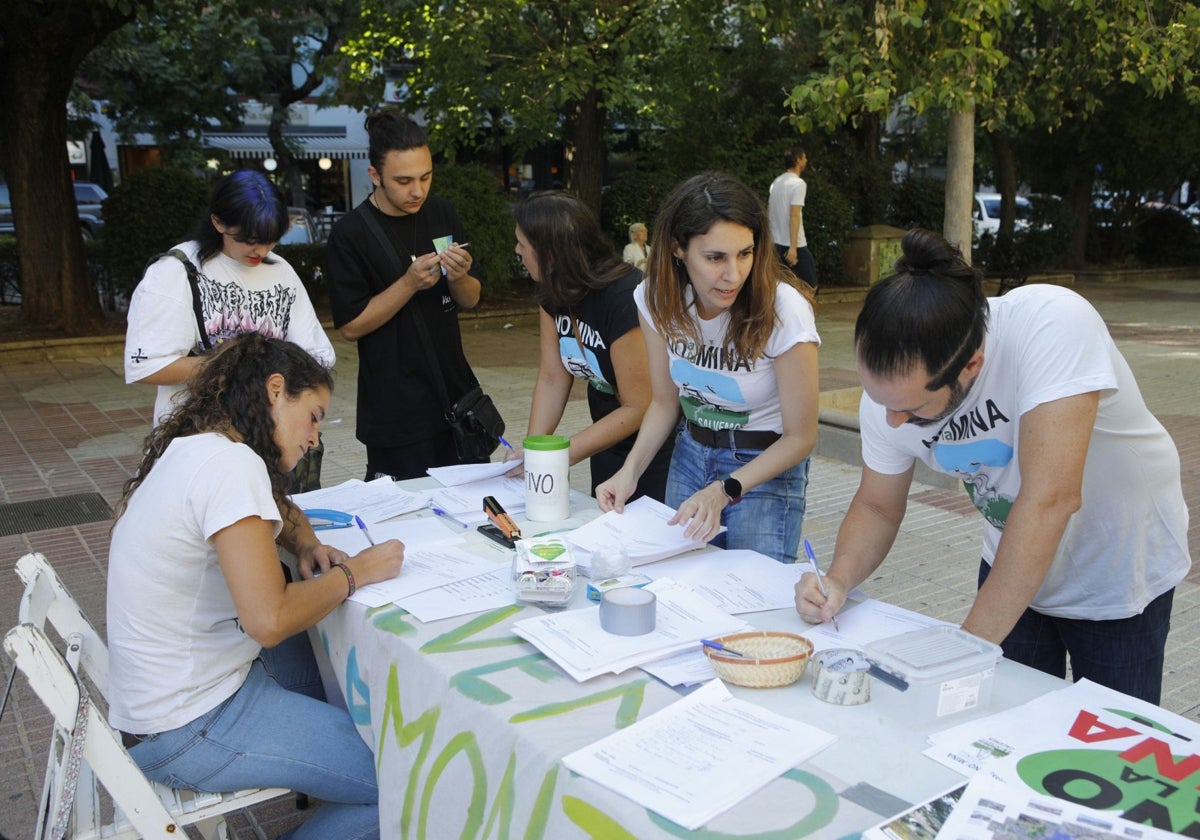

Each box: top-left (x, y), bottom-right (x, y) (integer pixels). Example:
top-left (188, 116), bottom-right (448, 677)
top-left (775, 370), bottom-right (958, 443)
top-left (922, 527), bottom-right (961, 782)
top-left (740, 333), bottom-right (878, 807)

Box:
top-left (511, 536), bottom-right (577, 609)
top-left (864, 626), bottom-right (1002, 723)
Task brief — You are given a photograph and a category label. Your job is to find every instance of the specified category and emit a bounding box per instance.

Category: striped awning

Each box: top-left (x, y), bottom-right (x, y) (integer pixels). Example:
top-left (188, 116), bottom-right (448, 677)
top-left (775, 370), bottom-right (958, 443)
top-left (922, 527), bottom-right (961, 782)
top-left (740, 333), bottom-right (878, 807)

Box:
top-left (201, 132), bottom-right (367, 160)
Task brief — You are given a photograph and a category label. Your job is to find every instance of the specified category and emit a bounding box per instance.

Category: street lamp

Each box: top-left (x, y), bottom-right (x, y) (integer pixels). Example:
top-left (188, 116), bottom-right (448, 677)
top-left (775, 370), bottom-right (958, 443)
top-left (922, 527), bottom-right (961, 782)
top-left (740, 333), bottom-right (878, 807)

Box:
top-left (318, 157), bottom-right (333, 171)
top-left (263, 158), bottom-right (278, 172)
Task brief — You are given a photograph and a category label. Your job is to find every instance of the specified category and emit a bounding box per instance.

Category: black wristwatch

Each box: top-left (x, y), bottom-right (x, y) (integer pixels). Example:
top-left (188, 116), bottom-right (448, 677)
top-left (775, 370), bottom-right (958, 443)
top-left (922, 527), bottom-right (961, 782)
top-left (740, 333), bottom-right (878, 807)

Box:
top-left (719, 475), bottom-right (743, 504)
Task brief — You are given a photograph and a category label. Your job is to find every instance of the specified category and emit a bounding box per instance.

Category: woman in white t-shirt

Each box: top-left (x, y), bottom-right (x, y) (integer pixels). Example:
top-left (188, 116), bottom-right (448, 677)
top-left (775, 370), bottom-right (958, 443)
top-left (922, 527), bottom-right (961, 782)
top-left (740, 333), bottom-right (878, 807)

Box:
top-left (108, 333), bottom-right (403, 839)
top-left (596, 172), bottom-right (821, 563)
top-left (124, 170), bottom-right (335, 427)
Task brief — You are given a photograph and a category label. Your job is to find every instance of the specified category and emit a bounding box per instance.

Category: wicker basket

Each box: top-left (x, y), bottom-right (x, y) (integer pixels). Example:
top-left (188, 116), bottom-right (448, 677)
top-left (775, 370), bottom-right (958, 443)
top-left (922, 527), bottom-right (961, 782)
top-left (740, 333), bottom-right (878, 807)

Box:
top-left (703, 631), bottom-right (814, 688)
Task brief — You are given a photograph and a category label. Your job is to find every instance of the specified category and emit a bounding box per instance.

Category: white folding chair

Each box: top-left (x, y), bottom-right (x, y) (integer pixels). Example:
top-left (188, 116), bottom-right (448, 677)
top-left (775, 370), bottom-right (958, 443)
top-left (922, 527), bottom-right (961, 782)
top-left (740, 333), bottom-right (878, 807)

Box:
top-left (5, 552), bottom-right (290, 840)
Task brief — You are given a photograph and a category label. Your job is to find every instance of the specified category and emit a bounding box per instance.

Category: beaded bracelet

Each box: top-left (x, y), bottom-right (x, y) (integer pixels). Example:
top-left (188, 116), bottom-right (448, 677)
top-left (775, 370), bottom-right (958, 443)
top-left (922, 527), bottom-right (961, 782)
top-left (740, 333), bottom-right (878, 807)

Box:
top-left (332, 562), bottom-right (356, 598)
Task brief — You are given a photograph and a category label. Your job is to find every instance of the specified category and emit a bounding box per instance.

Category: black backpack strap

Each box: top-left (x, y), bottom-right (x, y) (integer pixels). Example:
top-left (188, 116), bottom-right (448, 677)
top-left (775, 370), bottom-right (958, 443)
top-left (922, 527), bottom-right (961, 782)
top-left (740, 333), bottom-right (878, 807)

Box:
top-left (145, 249), bottom-right (211, 352)
top-left (355, 204), bottom-right (455, 414)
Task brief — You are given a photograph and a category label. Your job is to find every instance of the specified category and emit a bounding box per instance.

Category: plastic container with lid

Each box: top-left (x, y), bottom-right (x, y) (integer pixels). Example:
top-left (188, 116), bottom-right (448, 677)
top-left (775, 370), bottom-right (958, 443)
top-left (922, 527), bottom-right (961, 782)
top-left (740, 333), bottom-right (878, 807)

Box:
top-left (864, 626), bottom-right (1002, 723)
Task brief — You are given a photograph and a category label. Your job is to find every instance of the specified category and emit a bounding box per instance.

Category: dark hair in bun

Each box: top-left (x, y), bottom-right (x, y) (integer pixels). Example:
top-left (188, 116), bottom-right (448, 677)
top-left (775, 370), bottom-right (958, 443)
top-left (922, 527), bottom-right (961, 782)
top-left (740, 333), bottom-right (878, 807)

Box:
top-left (854, 228), bottom-right (988, 390)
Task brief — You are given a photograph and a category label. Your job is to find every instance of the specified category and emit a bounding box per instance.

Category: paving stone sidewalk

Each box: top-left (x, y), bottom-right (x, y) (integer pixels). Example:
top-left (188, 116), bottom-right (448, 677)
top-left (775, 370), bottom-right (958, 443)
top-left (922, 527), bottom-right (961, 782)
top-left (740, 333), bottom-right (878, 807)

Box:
top-left (0, 278), bottom-right (1195, 838)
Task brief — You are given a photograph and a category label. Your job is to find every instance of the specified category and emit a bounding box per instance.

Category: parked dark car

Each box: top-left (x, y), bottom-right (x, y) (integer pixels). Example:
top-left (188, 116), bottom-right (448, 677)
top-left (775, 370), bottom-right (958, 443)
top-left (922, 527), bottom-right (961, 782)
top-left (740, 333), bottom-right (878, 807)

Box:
top-left (0, 181), bottom-right (108, 239)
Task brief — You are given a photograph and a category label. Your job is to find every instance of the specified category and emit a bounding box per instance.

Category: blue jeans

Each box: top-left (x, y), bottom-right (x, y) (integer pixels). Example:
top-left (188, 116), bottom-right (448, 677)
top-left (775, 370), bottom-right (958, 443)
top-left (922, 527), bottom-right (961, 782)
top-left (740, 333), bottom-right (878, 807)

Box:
top-left (666, 427), bottom-right (810, 564)
top-left (129, 633), bottom-right (379, 839)
top-left (977, 560), bottom-right (1174, 705)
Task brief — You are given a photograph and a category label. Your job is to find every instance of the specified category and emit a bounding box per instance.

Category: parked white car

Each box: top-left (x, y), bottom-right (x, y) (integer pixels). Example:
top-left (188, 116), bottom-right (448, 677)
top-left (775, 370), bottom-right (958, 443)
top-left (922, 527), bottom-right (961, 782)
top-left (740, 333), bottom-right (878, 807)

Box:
top-left (973, 192), bottom-right (1033, 239)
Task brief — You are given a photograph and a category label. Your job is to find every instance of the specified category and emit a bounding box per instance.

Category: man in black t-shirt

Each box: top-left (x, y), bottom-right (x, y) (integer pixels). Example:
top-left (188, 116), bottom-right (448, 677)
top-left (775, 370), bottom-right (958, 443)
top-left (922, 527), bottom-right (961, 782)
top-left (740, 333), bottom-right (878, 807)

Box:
top-left (326, 110), bottom-right (484, 480)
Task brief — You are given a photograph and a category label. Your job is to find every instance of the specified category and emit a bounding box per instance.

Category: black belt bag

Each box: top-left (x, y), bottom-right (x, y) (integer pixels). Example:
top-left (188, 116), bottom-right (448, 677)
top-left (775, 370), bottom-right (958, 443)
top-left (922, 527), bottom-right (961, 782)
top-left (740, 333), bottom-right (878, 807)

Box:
top-left (685, 420), bottom-right (780, 450)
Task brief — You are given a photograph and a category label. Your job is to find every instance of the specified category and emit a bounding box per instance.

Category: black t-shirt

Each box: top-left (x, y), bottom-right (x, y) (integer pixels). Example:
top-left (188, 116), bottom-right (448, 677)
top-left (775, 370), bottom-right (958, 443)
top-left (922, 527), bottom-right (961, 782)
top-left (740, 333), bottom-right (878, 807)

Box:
top-left (544, 267), bottom-right (641, 427)
top-left (326, 197), bottom-right (478, 447)
top-left (546, 267), bottom-right (672, 470)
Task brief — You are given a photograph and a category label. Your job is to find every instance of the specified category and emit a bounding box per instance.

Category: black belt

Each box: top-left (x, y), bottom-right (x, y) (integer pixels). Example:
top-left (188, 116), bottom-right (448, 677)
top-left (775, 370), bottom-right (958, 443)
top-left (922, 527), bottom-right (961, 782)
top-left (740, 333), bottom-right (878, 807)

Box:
top-left (120, 730), bottom-right (146, 749)
top-left (685, 421), bottom-right (780, 450)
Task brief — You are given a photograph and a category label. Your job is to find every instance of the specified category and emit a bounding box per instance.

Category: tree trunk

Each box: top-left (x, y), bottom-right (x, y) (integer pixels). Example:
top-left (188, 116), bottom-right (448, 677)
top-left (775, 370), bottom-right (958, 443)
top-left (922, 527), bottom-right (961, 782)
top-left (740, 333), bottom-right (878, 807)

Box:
top-left (989, 129), bottom-right (1018, 250)
top-left (268, 115), bottom-right (306, 208)
top-left (0, 0), bottom-right (141, 334)
top-left (1063, 171), bottom-right (1096, 269)
top-left (943, 104), bottom-right (976, 262)
top-left (562, 89), bottom-right (606, 215)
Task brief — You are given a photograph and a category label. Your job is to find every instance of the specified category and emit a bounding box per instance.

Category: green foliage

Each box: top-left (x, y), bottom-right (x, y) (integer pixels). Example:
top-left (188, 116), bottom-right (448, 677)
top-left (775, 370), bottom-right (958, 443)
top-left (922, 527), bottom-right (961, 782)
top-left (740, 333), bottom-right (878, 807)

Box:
top-left (889, 177), bottom-right (946, 231)
top-left (600, 168), bottom-right (686, 249)
top-left (803, 171), bottom-right (855, 284)
top-left (103, 166), bottom-right (211, 295)
top-left (431, 164), bottom-right (519, 292)
top-left (274, 243), bottom-right (328, 306)
top-left (1131, 207), bottom-right (1200, 266)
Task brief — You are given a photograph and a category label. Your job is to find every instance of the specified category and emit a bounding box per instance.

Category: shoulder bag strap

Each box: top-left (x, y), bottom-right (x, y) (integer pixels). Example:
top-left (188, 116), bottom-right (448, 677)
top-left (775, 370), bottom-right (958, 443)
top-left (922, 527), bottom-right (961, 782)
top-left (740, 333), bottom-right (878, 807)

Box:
top-left (355, 204), bottom-right (454, 414)
top-left (147, 249), bottom-right (211, 352)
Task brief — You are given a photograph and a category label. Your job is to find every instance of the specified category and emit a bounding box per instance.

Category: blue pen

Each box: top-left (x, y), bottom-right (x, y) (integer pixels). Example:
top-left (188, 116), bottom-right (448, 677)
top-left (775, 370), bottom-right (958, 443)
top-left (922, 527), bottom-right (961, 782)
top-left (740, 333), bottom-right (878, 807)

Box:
top-left (498, 435), bottom-right (514, 451)
top-left (430, 506), bottom-right (470, 531)
top-left (354, 515), bottom-right (376, 546)
top-left (804, 539), bottom-right (840, 632)
top-left (701, 639), bottom-right (747, 658)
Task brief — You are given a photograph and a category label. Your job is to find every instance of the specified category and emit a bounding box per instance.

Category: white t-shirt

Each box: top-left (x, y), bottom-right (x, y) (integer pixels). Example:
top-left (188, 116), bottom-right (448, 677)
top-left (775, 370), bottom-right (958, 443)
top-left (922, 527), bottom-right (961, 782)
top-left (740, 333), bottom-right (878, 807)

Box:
top-left (124, 241), bottom-right (335, 425)
top-left (768, 171), bottom-right (808, 249)
top-left (859, 285), bottom-right (1190, 620)
top-left (635, 281), bottom-right (820, 432)
top-left (107, 434), bottom-right (282, 734)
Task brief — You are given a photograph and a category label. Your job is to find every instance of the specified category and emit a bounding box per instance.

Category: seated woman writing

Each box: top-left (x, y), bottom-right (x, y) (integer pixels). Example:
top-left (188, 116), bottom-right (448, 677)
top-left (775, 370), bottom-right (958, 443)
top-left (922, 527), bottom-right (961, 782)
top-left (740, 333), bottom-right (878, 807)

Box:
top-left (106, 333), bottom-right (403, 839)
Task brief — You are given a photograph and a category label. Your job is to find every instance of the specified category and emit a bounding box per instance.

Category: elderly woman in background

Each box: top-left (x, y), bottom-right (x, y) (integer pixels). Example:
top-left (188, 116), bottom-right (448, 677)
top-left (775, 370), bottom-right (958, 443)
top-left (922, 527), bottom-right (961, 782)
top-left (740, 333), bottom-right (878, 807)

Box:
top-left (622, 222), bottom-right (650, 272)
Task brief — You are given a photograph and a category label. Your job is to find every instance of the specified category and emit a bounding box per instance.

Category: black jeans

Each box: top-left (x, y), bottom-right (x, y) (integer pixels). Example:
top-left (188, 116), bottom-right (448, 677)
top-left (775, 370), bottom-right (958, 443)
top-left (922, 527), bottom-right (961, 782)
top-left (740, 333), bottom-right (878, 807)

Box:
top-left (977, 559), bottom-right (1173, 705)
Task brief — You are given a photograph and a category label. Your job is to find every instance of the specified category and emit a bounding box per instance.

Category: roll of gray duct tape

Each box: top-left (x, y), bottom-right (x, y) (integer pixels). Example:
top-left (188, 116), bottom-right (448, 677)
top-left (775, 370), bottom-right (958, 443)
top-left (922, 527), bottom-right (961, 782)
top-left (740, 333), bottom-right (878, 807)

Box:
top-left (811, 648), bottom-right (871, 705)
top-left (599, 587), bottom-right (657, 636)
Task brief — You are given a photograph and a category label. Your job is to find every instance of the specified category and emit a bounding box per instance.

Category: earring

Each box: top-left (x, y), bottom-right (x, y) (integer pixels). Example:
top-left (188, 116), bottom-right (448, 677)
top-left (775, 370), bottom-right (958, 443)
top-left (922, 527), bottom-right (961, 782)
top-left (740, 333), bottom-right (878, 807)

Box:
top-left (673, 256), bottom-right (684, 267)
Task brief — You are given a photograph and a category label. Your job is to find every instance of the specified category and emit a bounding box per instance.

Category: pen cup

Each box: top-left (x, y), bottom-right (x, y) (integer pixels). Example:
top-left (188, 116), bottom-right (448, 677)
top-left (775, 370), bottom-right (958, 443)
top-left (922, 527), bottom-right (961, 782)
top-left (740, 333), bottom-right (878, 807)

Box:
top-left (523, 435), bottom-right (570, 522)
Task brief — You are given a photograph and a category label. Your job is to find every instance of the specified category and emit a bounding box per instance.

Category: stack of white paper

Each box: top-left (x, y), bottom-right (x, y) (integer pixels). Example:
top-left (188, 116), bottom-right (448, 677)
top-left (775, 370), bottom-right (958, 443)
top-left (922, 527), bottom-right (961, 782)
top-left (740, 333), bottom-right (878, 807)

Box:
top-left (427, 476), bottom-right (526, 522)
top-left (562, 679), bottom-right (837, 831)
top-left (642, 549), bottom-right (806, 614)
top-left (291, 476), bottom-right (430, 523)
top-left (347, 536), bottom-right (504, 607)
top-left (427, 460), bottom-right (520, 486)
top-left (511, 578), bottom-right (750, 681)
top-left (565, 497), bottom-right (719, 569)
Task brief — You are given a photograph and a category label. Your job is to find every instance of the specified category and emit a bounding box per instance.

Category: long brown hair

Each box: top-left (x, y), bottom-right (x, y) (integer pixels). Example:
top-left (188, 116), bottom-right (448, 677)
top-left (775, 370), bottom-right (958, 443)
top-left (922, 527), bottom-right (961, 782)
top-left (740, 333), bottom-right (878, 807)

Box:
top-left (643, 172), bottom-right (813, 361)
top-left (115, 333), bottom-right (334, 522)
top-left (514, 191), bottom-right (630, 312)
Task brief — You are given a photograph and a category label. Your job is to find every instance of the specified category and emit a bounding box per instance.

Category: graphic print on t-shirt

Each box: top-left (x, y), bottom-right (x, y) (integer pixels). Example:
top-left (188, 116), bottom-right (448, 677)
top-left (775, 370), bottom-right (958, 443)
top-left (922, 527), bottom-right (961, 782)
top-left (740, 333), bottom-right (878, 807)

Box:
top-left (195, 272), bottom-right (297, 352)
top-left (558, 336), bottom-right (614, 394)
top-left (669, 358), bottom-right (749, 431)
top-left (929, 398), bottom-right (1016, 529)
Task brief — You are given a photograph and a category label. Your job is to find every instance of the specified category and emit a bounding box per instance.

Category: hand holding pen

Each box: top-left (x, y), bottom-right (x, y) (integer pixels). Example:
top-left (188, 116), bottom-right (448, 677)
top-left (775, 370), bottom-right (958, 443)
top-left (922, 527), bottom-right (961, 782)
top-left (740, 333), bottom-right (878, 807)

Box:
top-left (797, 539), bottom-right (842, 631)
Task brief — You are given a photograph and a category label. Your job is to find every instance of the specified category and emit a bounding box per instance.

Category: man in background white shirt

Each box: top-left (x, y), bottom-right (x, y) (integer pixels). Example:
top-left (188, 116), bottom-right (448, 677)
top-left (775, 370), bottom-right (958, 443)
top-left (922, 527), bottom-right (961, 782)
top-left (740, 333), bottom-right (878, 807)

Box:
top-left (768, 146), bottom-right (817, 289)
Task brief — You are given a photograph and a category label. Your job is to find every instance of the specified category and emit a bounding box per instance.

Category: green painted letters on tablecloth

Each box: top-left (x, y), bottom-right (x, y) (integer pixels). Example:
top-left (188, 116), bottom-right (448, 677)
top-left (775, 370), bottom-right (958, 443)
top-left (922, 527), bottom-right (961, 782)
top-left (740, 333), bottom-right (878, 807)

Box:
top-left (452, 653), bottom-right (562, 705)
top-left (370, 604), bottom-right (419, 636)
top-left (420, 730), bottom-right (488, 839)
top-left (344, 647), bottom-right (371, 725)
top-left (562, 796), bottom-right (642, 839)
top-left (511, 678), bottom-right (650, 730)
top-left (378, 662), bottom-right (444, 836)
top-left (421, 604), bottom-right (528, 654)
top-left (646, 769), bottom-right (839, 839)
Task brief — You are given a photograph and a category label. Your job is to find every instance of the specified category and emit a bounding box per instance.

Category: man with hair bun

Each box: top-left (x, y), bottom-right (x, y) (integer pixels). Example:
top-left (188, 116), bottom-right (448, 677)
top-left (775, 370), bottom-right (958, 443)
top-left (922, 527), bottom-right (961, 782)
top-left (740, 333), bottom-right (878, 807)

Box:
top-left (795, 228), bottom-right (1188, 704)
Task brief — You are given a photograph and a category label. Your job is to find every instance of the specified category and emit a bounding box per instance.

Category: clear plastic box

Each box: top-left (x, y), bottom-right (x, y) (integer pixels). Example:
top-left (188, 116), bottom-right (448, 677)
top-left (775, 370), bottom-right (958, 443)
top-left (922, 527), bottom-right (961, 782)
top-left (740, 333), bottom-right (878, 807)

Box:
top-left (864, 626), bottom-right (1002, 723)
top-left (511, 536), bottom-right (577, 609)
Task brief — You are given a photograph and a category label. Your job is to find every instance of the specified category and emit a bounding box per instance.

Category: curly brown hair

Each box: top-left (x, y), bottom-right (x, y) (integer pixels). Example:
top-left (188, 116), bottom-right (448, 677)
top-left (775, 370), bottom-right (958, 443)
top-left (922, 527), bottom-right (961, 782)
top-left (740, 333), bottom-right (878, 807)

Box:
top-left (115, 333), bottom-right (334, 522)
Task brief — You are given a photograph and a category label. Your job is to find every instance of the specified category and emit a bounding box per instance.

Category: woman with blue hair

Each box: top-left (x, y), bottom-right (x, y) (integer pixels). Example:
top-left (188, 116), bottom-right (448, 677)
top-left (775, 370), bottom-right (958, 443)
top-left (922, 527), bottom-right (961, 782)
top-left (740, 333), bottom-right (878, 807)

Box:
top-left (125, 170), bottom-right (335, 427)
